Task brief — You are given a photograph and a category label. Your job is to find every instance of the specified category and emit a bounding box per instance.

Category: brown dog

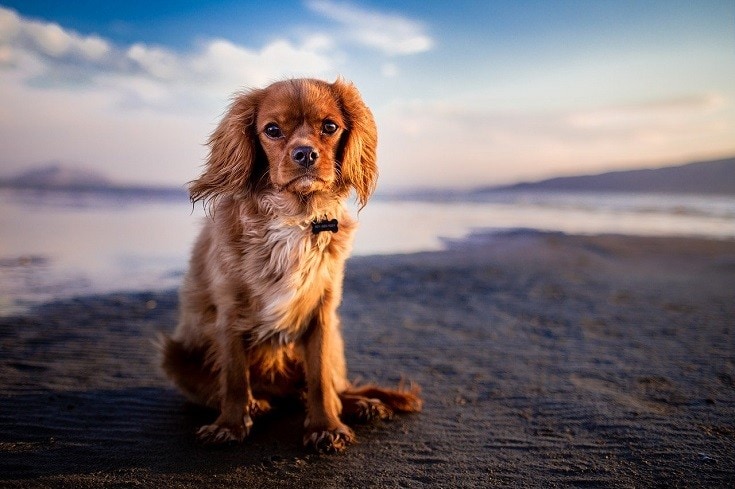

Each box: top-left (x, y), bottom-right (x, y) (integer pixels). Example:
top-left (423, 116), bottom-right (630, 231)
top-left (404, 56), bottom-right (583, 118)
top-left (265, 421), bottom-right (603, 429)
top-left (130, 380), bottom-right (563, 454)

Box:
top-left (160, 78), bottom-right (421, 453)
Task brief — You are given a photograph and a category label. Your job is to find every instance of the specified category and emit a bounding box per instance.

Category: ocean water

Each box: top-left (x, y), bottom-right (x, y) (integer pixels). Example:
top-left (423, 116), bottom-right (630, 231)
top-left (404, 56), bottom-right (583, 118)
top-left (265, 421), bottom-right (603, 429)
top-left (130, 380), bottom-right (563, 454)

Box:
top-left (1, 187), bottom-right (734, 314)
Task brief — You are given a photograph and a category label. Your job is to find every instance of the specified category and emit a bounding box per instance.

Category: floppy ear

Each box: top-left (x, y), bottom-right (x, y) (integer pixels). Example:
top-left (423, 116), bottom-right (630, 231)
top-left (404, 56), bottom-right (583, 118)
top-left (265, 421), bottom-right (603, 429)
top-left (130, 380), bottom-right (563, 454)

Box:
top-left (331, 78), bottom-right (378, 208)
top-left (189, 88), bottom-right (266, 209)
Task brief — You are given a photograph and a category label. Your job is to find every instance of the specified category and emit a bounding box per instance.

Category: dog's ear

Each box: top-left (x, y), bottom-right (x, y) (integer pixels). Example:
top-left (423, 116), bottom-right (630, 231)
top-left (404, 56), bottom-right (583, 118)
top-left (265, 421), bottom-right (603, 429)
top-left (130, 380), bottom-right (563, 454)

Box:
top-left (331, 78), bottom-right (378, 208)
top-left (189, 89), bottom-right (266, 209)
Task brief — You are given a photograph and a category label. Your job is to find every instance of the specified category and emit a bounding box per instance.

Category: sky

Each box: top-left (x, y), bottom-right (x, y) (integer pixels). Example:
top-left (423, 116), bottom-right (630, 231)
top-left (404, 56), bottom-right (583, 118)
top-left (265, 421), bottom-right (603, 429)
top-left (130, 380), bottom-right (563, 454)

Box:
top-left (1, 0), bottom-right (734, 190)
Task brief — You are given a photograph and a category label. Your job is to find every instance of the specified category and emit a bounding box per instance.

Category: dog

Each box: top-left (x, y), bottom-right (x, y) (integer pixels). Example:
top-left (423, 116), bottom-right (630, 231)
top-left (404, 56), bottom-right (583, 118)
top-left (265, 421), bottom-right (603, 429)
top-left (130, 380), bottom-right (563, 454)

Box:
top-left (160, 78), bottom-right (421, 453)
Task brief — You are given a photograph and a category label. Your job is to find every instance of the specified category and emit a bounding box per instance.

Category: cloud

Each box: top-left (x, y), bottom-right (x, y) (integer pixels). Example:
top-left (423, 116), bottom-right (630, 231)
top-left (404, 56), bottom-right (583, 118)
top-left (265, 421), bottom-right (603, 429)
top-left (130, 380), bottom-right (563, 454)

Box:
top-left (126, 43), bottom-right (181, 80)
top-left (306, 0), bottom-right (433, 55)
top-left (123, 37), bottom-right (336, 91)
top-left (0, 6), bottom-right (337, 110)
top-left (188, 38), bottom-right (335, 90)
top-left (0, 7), bottom-right (111, 64)
top-left (0, 3), bottom-right (431, 112)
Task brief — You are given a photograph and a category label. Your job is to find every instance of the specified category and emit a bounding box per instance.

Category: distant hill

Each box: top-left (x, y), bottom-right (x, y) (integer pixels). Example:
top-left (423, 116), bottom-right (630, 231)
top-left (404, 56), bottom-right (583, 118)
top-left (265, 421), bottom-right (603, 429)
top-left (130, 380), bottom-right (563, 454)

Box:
top-left (1, 163), bottom-right (112, 189)
top-left (0, 163), bottom-right (186, 198)
top-left (483, 157), bottom-right (735, 196)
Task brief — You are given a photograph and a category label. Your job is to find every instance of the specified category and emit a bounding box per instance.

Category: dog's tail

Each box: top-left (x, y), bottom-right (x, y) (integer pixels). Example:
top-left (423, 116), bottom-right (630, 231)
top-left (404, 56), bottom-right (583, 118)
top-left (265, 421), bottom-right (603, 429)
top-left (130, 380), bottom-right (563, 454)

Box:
top-left (156, 333), bottom-right (220, 409)
top-left (346, 382), bottom-right (423, 413)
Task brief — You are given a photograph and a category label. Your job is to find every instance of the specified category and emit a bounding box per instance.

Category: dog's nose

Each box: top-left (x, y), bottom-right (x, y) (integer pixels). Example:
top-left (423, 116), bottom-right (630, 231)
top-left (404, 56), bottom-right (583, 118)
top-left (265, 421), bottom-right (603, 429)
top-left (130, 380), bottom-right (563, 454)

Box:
top-left (291, 146), bottom-right (318, 168)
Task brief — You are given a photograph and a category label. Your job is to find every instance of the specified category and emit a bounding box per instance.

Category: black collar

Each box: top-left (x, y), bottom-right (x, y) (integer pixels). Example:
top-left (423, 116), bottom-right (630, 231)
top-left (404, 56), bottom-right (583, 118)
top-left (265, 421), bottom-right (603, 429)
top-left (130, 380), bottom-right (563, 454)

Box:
top-left (312, 218), bottom-right (338, 234)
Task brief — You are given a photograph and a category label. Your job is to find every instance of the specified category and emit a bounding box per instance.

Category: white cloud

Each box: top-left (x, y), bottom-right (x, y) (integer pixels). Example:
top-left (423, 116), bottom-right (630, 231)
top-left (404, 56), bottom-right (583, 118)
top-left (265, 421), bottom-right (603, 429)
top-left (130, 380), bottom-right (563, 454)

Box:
top-left (26, 22), bottom-right (75, 57)
top-left (0, 7), bottom-right (111, 62)
top-left (0, 6), bottom-right (337, 108)
top-left (191, 37), bottom-right (335, 90)
top-left (0, 8), bottom-right (21, 41)
top-left (126, 43), bottom-right (181, 80)
top-left (306, 0), bottom-right (433, 55)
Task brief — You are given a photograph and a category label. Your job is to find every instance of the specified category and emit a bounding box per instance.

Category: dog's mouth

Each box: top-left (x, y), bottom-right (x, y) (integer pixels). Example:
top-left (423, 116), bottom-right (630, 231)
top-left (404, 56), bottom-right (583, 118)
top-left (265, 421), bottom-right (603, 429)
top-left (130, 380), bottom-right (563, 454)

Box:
top-left (279, 174), bottom-right (328, 193)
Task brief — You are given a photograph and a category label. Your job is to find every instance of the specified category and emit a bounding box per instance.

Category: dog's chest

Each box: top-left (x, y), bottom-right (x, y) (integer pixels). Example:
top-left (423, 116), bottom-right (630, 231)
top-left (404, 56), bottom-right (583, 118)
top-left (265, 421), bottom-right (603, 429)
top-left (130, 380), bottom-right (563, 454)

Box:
top-left (245, 221), bottom-right (350, 344)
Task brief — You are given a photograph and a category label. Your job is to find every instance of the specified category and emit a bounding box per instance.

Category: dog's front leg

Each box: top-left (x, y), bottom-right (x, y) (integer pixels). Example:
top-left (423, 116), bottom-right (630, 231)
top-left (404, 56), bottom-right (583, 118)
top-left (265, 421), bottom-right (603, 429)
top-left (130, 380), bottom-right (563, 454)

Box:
top-left (197, 305), bottom-right (254, 444)
top-left (301, 296), bottom-right (354, 453)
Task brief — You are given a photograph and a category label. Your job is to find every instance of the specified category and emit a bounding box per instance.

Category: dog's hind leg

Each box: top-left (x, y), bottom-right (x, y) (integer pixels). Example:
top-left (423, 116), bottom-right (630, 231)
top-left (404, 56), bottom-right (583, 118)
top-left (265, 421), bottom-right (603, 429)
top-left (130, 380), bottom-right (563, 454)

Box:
top-left (159, 334), bottom-right (220, 409)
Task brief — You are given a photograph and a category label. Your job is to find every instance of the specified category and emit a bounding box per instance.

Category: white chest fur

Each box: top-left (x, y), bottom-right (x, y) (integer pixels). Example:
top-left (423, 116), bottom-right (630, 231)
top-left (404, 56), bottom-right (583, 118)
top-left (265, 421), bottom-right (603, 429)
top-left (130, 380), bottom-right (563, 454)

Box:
top-left (241, 215), bottom-right (353, 346)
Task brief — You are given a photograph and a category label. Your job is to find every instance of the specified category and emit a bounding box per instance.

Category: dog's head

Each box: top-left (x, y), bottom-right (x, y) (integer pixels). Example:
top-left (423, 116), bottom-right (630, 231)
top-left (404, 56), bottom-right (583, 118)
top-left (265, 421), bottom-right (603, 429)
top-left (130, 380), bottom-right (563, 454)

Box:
top-left (190, 78), bottom-right (378, 210)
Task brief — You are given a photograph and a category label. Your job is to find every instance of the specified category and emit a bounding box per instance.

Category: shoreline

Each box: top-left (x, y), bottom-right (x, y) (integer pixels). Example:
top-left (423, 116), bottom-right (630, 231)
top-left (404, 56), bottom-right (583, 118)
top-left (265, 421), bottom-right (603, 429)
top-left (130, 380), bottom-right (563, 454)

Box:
top-left (2, 228), bottom-right (734, 318)
top-left (1, 231), bottom-right (734, 486)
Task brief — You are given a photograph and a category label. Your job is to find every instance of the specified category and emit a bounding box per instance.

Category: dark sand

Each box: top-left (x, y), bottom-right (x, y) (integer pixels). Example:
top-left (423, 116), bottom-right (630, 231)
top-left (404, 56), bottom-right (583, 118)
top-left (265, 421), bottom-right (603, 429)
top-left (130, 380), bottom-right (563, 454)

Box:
top-left (1, 232), bottom-right (734, 487)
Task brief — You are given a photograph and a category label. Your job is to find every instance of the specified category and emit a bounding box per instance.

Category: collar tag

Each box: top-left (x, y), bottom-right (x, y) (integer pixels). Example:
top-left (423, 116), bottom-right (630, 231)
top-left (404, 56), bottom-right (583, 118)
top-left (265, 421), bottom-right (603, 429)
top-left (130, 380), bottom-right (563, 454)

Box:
top-left (312, 218), bottom-right (338, 234)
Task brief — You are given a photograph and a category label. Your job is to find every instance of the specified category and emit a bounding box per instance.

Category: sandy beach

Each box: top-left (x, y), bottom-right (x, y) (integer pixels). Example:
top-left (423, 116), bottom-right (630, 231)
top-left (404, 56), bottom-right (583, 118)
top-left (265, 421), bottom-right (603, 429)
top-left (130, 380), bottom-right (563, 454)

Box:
top-left (1, 231), bottom-right (734, 487)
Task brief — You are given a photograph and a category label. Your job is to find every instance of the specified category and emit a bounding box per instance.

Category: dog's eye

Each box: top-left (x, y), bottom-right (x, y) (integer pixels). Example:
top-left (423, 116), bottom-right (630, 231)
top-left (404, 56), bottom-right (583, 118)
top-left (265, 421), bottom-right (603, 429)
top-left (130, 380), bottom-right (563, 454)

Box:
top-left (264, 123), bottom-right (283, 139)
top-left (322, 120), bottom-right (339, 135)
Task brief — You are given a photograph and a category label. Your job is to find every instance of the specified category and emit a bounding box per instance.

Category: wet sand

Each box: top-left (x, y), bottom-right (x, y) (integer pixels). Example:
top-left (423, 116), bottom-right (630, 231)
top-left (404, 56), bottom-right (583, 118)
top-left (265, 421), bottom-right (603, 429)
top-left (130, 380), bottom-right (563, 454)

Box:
top-left (1, 231), bottom-right (734, 487)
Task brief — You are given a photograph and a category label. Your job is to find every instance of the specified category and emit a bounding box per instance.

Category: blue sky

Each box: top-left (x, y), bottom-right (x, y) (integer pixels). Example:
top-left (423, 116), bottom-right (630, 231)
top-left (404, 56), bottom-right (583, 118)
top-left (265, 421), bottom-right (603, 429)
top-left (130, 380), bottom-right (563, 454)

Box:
top-left (1, 1), bottom-right (733, 188)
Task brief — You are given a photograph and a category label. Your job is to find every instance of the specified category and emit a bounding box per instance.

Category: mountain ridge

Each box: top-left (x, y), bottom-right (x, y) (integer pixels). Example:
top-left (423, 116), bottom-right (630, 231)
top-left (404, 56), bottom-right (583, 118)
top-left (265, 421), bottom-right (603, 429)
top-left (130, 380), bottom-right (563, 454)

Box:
top-left (479, 157), bottom-right (735, 196)
top-left (1, 163), bottom-right (112, 189)
top-left (0, 163), bottom-right (187, 197)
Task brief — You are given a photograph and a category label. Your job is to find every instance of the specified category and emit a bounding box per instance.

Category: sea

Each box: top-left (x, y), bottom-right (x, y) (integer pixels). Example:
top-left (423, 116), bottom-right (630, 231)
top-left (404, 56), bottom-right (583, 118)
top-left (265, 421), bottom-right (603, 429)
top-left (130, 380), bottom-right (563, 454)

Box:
top-left (1, 187), bottom-right (734, 315)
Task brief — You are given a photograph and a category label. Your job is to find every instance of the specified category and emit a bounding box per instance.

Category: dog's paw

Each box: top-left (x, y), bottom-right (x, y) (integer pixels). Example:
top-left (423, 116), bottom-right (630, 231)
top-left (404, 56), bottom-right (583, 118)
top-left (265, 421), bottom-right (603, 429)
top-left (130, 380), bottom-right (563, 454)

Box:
top-left (344, 397), bottom-right (394, 423)
top-left (303, 424), bottom-right (355, 453)
top-left (248, 398), bottom-right (272, 418)
top-left (196, 415), bottom-right (253, 445)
